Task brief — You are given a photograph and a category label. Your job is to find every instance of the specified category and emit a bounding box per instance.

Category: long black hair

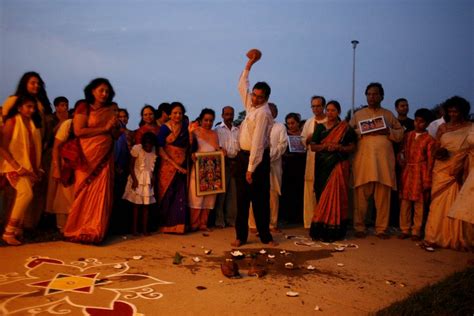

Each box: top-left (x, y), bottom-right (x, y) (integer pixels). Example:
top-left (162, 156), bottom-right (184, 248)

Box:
top-left (14, 71), bottom-right (52, 115)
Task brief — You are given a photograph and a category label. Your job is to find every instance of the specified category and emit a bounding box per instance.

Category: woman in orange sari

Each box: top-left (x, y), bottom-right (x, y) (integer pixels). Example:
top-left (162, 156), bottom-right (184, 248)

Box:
top-left (156, 102), bottom-right (189, 233)
top-left (310, 101), bottom-right (356, 242)
top-left (63, 78), bottom-right (119, 243)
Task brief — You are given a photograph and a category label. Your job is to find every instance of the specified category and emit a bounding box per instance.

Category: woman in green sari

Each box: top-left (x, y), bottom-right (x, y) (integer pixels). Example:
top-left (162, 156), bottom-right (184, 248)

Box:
top-left (310, 101), bottom-right (356, 242)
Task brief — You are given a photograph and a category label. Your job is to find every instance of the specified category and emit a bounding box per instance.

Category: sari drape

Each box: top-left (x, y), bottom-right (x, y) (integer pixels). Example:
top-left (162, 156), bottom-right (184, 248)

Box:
top-left (156, 123), bottom-right (189, 234)
top-left (424, 124), bottom-right (473, 250)
top-left (63, 105), bottom-right (114, 243)
top-left (310, 121), bottom-right (356, 242)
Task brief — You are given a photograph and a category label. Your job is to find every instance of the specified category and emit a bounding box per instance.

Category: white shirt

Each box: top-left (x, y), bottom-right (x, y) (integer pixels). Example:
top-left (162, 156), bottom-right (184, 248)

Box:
top-left (238, 69), bottom-right (273, 172)
top-left (427, 117), bottom-right (445, 138)
top-left (215, 122), bottom-right (240, 158)
top-left (270, 122), bottom-right (288, 162)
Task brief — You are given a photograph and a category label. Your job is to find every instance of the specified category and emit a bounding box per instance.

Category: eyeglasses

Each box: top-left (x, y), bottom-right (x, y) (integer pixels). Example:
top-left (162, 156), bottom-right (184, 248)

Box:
top-left (251, 92), bottom-right (266, 100)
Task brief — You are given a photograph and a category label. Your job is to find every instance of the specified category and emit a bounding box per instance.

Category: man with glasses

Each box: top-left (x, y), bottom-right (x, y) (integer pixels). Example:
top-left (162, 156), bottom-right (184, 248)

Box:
top-left (231, 50), bottom-right (277, 247)
top-left (301, 96), bottom-right (327, 228)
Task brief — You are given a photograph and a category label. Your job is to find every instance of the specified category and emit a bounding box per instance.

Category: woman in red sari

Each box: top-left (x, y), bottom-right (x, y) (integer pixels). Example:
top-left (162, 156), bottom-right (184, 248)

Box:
top-left (63, 78), bottom-right (119, 243)
top-left (310, 101), bottom-right (356, 242)
top-left (134, 104), bottom-right (160, 144)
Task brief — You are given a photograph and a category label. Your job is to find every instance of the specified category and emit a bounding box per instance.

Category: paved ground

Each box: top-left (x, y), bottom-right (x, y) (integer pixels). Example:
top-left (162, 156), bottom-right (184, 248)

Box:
top-left (0, 227), bottom-right (472, 315)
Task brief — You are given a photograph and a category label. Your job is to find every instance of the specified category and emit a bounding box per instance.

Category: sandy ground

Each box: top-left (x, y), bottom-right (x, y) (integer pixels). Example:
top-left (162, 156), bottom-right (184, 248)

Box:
top-left (0, 227), bottom-right (473, 315)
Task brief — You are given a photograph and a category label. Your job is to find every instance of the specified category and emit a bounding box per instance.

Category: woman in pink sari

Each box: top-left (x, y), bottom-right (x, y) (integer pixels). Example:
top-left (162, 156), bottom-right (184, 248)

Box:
top-left (63, 78), bottom-right (119, 243)
top-left (309, 101), bottom-right (356, 242)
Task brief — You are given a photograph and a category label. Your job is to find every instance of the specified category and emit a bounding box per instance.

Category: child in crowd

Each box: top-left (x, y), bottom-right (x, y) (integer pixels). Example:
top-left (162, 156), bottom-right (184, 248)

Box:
top-left (1, 95), bottom-right (43, 245)
top-left (398, 108), bottom-right (436, 241)
top-left (122, 132), bottom-right (157, 235)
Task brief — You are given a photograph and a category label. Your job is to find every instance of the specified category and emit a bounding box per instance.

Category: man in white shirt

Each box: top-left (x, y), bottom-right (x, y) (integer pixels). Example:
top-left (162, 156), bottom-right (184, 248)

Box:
top-left (248, 103), bottom-right (288, 233)
top-left (301, 96), bottom-right (327, 228)
top-left (231, 51), bottom-right (276, 247)
top-left (214, 106), bottom-right (239, 228)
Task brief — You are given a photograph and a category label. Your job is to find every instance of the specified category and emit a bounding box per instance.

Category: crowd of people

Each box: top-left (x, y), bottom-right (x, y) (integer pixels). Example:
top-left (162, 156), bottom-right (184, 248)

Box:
top-left (0, 52), bottom-right (472, 252)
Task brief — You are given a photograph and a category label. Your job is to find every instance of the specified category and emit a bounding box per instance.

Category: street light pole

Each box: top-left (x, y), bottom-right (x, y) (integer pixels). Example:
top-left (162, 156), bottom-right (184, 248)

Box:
top-left (351, 40), bottom-right (359, 117)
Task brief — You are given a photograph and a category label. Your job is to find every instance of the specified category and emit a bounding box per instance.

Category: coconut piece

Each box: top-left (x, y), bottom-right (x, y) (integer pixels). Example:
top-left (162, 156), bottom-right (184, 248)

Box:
top-left (285, 262), bottom-right (294, 269)
top-left (132, 255), bottom-right (143, 260)
top-left (286, 291), bottom-right (299, 297)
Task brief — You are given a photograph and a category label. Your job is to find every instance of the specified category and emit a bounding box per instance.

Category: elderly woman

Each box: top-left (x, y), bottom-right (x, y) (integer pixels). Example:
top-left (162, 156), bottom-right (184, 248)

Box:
top-left (63, 78), bottom-right (119, 243)
top-left (424, 96), bottom-right (473, 250)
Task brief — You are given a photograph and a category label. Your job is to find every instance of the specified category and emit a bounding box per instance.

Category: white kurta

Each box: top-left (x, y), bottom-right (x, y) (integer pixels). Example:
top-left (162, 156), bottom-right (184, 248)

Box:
top-left (301, 116), bottom-right (327, 228)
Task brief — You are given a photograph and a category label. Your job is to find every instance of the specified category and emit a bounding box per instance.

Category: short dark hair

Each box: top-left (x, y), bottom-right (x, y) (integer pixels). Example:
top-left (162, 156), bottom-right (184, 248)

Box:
top-left (253, 81), bottom-right (271, 99)
top-left (198, 108), bottom-right (216, 121)
top-left (156, 102), bottom-right (171, 118)
top-left (141, 131), bottom-right (157, 146)
top-left (326, 100), bottom-right (342, 114)
top-left (365, 82), bottom-right (384, 99)
top-left (414, 108), bottom-right (434, 124)
top-left (53, 96), bottom-right (69, 107)
top-left (118, 108), bottom-right (129, 118)
top-left (285, 112), bottom-right (301, 123)
top-left (311, 95), bottom-right (326, 106)
top-left (6, 95), bottom-right (42, 128)
top-left (442, 96), bottom-right (471, 121)
top-left (221, 105), bottom-right (234, 115)
top-left (394, 98), bottom-right (407, 108)
top-left (84, 78), bottom-right (115, 105)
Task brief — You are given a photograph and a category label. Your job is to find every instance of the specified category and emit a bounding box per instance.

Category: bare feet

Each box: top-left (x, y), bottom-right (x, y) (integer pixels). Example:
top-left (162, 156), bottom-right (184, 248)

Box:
top-left (249, 228), bottom-right (257, 234)
top-left (270, 227), bottom-right (282, 233)
top-left (268, 240), bottom-right (279, 247)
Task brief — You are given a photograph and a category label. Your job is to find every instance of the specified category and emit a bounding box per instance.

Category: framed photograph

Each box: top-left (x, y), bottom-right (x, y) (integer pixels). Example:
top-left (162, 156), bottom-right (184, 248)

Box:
top-left (195, 151), bottom-right (226, 196)
top-left (288, 135), bottom-right (306, 153)
top-left (358, 116), bottom-right (387, 134)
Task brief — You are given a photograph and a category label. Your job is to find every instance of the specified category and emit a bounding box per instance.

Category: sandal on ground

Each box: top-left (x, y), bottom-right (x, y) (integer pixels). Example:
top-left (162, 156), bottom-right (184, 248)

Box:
top-left (2, 234), bottom-right (22, 246)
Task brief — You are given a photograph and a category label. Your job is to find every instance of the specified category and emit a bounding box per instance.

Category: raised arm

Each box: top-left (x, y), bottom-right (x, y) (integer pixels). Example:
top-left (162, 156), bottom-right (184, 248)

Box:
top-left (238, 49), bottom-right (261, 110)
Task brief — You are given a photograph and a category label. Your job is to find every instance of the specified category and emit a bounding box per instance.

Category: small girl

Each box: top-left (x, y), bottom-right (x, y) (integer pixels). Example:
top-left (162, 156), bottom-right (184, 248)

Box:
top-left (122, 132), bottom-right (157, 235)
top-left (1, 95), bottom-right (43, 245)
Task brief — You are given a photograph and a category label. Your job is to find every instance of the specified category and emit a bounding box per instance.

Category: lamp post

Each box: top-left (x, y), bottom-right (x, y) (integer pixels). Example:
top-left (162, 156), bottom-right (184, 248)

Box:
top-left (351, 40), bottom-right (359, 117)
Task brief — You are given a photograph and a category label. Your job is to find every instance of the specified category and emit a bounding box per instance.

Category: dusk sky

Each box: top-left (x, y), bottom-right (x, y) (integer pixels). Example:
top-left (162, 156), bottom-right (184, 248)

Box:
top-left (1, 0), bottom-right (472, 127)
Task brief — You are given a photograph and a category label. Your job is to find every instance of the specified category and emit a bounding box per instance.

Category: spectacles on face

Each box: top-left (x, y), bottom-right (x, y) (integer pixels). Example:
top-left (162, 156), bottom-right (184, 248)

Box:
top-left (251, 92), bottom-right (266, 100)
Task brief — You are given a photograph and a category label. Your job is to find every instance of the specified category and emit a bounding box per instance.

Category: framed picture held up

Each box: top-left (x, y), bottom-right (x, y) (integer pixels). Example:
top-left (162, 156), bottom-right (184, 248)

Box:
top-left (358, 116), bottom-right (387, 134)
top-left (287, 135), bottom-right (306, 153)
top-left (195, 151), bottom-right (226, 196)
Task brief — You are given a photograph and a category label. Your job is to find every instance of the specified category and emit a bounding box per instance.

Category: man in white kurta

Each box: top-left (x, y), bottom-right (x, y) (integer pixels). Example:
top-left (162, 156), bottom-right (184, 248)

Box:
top-left (214, 106), bottom-right (240, 227)
top-left (249, 103), bottom-right (287, 232)
top-left (300, 96), bottom-right (327, 228)
top-left (349, 83), bottom-right (403, 238)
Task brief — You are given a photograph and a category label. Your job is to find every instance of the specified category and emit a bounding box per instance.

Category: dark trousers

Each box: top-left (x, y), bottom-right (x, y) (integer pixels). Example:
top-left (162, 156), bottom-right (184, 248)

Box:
top-left (234, 149), bottom-right (273, 244)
